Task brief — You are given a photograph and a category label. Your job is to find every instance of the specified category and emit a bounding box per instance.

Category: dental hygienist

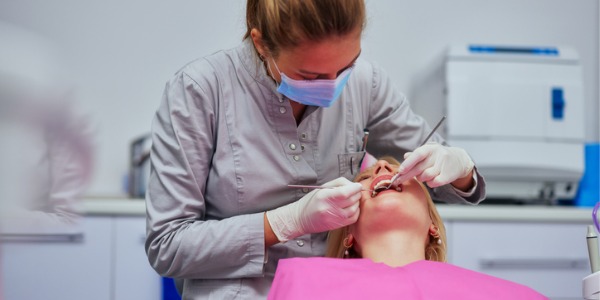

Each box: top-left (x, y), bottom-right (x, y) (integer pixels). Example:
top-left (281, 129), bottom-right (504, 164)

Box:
top-left (145, 0), bottom-right (486, 298)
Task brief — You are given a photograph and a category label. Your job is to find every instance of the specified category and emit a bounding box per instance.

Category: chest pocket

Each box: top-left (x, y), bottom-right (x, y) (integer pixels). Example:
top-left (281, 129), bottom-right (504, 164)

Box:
top-left (337, 151), bottom-right (366, 180)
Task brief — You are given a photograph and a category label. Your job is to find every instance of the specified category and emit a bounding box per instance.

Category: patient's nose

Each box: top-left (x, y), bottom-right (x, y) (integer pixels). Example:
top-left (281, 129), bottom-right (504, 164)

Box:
top-left (373, 160), bottom-right (393, 175)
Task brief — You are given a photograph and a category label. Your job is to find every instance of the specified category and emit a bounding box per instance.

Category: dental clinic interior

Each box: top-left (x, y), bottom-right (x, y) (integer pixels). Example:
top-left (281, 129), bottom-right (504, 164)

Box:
top-left (1, 0), bottom-right (599, 299)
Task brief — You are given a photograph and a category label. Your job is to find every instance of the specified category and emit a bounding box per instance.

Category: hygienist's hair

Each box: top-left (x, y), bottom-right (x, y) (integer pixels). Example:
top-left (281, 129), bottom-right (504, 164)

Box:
top-left (244, 0), bottom-right (366, 57)
top-left (325, 156), bottom-right (447, 262)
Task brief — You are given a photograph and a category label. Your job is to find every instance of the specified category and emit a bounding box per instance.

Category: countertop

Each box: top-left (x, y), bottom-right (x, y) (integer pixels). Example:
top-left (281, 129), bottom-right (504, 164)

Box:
top-left (83, 198), bottom-right (596, 223)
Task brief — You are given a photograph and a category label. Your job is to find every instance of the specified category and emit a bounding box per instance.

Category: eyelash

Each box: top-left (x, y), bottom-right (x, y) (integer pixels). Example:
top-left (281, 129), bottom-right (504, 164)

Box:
top-left (357, 175), bottom-right (371, 181)
top-left (299, 62), bottom-right (357, 81)
top-left (301, 75), bottom-right (319, 80)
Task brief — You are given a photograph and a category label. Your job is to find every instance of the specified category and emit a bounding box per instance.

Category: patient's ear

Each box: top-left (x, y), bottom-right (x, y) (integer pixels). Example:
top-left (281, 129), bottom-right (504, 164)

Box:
top-left (428, 224), bottom-right (439, 236)
top-left (343, 233), bottom-right (354, 256)
top-left (344, 233), bottom-right (354, 245)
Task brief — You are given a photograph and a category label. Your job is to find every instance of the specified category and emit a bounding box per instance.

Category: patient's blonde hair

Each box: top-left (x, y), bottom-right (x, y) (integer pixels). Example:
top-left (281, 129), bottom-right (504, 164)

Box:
top-left (325, 156), bottom-right (447, 262)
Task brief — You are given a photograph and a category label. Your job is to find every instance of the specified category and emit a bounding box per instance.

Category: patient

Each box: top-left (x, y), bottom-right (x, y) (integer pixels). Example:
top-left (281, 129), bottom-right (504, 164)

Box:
top-left (268, 157), bottom-right (547, 300)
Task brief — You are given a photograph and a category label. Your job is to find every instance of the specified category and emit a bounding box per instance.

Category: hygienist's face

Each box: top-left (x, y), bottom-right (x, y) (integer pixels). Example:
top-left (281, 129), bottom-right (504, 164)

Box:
top-left (254, 27), bottom-right (362, 81)
top-left (351, 159), bottom-right (432, 239)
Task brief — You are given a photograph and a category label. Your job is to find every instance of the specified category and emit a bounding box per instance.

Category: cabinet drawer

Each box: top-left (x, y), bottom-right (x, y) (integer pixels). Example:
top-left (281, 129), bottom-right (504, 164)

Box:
top-left (1, 217), bottom-right (112, 300)
top-left (450, 221), bottom-right (590, 299)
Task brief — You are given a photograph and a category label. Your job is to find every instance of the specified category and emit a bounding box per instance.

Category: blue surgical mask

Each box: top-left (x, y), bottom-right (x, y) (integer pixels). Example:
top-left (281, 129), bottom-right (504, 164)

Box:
top-left (269, 59), bottom-right (354, 108)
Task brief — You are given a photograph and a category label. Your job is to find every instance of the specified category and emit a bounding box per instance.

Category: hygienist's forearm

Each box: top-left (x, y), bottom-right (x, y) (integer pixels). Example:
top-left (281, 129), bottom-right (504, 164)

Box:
top-left (264, 213), bottom-right (280, 247)
top-left (450, 169), bottom-right (475, 192)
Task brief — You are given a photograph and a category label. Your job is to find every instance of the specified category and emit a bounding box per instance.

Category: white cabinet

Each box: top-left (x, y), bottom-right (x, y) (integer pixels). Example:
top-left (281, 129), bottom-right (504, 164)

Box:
top-left (449, 221), bottom-right (590, 299)
top-left (1, 215), bottom-right (161, 300)
top-left (113, 216), bottom-right (161, 300)
top-left (1, 217), bottom-right (113, 300)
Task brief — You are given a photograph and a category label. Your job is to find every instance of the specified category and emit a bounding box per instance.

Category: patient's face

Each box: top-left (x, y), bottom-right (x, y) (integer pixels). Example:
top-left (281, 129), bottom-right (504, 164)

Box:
top-left (351, 159), bottom-right (431, 241)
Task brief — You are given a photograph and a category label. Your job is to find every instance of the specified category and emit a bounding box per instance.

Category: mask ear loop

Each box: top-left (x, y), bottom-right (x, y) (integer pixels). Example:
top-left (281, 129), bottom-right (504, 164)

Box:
top-left (265, 57), bottom-right (283, 88)
top-left (268, 57), bottom-right (282, 76)
top-left (256, 50), bottom-right (275, 77)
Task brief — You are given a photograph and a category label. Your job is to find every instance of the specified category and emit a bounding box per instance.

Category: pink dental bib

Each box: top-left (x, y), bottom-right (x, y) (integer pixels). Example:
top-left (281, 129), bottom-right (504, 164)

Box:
top-left (268, 257), bottom-right (547, 300)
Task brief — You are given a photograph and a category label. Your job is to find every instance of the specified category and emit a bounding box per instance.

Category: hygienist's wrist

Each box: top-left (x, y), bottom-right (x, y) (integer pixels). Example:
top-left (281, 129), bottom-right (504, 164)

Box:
top-left (264, 213), bottom-right (281, 247)
top-left (451, 170), bottom-right (478, 196)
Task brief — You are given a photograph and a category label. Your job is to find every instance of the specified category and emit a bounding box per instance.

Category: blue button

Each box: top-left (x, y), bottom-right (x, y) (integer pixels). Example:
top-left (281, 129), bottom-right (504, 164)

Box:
top-left (551, 87), bottom-right (565, 120)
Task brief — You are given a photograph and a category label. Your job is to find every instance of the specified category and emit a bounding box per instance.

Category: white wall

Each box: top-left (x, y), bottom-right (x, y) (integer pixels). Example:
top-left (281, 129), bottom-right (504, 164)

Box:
top-left (1, 0), bottom-right (597, 197)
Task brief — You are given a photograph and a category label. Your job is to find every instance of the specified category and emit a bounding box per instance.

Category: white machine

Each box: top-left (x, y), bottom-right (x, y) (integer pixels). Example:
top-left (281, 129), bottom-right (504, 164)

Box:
top-left (445, 44), bottom-right (585, 203)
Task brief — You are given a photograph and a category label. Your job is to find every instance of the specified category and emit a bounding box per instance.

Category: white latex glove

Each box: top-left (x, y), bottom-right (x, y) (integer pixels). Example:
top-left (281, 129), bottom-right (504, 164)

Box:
top-left (398, 143), bottom-right (474, 188)
top-left (267, 177), bottom-right (363, 242)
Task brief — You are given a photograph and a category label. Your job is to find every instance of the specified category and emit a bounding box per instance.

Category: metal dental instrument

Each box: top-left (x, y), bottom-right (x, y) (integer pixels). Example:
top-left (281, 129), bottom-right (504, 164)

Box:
top-left (418, 116), bottom-right (446, 148)
top-left (385, 115), bottom-right (447, 190)
top-left (287, 184), bottom-right (373, 193)
top-left (288, 117), bottom-right (445, 194)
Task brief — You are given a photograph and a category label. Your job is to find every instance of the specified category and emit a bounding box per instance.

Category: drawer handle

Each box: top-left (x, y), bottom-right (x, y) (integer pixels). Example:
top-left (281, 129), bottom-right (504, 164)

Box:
top-left (480, 258), bottom-right (588, 270)
top-left (0, 233), bottom-right (85, 243)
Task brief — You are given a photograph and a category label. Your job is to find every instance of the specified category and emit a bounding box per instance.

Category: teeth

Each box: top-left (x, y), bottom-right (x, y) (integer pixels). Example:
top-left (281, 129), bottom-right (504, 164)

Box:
top-left (371, 180), bottom-right (403, 197)
top-left (371, 179), bottom-right (393, 197)
top-left (374, 180), bottom-right (392, 190)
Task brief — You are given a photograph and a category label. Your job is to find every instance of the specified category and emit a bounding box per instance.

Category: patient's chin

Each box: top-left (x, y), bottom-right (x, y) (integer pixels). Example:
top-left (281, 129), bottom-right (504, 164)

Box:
top-left (363, 206), bottom-right (419, 228)
top-left (358, 216), bottom-right (423, 236)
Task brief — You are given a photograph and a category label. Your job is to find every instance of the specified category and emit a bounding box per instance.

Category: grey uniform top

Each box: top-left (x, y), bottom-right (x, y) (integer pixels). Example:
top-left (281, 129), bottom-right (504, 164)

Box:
top-left (146, 39), bottom-right (486, 300)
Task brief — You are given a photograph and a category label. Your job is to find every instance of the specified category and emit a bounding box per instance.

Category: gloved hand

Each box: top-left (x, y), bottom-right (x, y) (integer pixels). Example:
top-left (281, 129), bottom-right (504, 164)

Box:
top-left (266, 177), bottom-right (363, 242)
top-left (398, 143), bottom-right (474, 188)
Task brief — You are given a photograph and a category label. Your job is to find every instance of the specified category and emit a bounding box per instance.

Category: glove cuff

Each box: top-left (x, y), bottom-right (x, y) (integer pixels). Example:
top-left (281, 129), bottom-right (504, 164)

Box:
top-left (266, 204), bottom-right (301, 243)
top-left (462, 154), bottom-right (475, 178)
top-left (454, 147), bottom-right (475, 178)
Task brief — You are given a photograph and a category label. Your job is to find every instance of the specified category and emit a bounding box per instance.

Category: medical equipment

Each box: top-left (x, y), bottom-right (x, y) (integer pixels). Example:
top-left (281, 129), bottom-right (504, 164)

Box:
top-left (583, 272), bottom-right (600, 300)
top-left (386, 116), bottom-right (447, 189)
top-left (576, 144), bottom-right (600, 207)
top-left (128, 134), bottom-right (151, 198)
top-left (583, 203), bottom-right (600, 299)
top-left (445, 44), bottom-right (585, 203)
top-left (587, 225), bottom-right (599, 273)
top-left (594, 202), bottom-right (600, 234)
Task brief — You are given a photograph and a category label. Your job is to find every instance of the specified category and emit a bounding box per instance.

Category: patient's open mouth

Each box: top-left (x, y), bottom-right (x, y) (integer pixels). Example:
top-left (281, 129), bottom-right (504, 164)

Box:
top-left (371, 177), bottom-right (402, 197)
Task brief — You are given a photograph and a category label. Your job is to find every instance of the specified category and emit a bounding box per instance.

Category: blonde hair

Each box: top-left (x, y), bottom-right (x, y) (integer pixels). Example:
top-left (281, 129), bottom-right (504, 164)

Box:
top-left (325, 156), bottom-right (447, 262)
top-left (244, 0), bottom-right (366, 57)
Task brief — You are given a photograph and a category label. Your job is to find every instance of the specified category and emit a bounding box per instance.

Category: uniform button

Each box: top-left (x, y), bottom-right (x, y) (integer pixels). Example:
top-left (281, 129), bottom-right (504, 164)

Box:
top-left (278, 97), bottom-right (284, 103)
top-left (279, 107), bottom-right (286, 114)
top-left (302, 188), bottom-right (309, 193)
top-left (293, 155), bottom-right (300, 161)
top-left (289, 143), bottom-right (297, 150)
top-left (300, 144), bottom-right (305, 151)
top-left (296, 240), bottom-right (305, 247)
top-left (301, 133), bottom-right (307, 139)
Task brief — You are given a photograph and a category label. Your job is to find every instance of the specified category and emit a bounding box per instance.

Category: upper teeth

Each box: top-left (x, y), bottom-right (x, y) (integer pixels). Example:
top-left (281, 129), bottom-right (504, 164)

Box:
top-left (371, 179), bottom-right (392, 197)
top-left (374, 180), bottom-right (392, 191)
top-left (371, 179), bottom-right (404, 197)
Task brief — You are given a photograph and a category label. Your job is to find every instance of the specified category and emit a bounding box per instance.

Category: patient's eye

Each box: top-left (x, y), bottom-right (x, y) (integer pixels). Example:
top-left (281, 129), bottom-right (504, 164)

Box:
top-left (355, 174), bottom-right (371, 182)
